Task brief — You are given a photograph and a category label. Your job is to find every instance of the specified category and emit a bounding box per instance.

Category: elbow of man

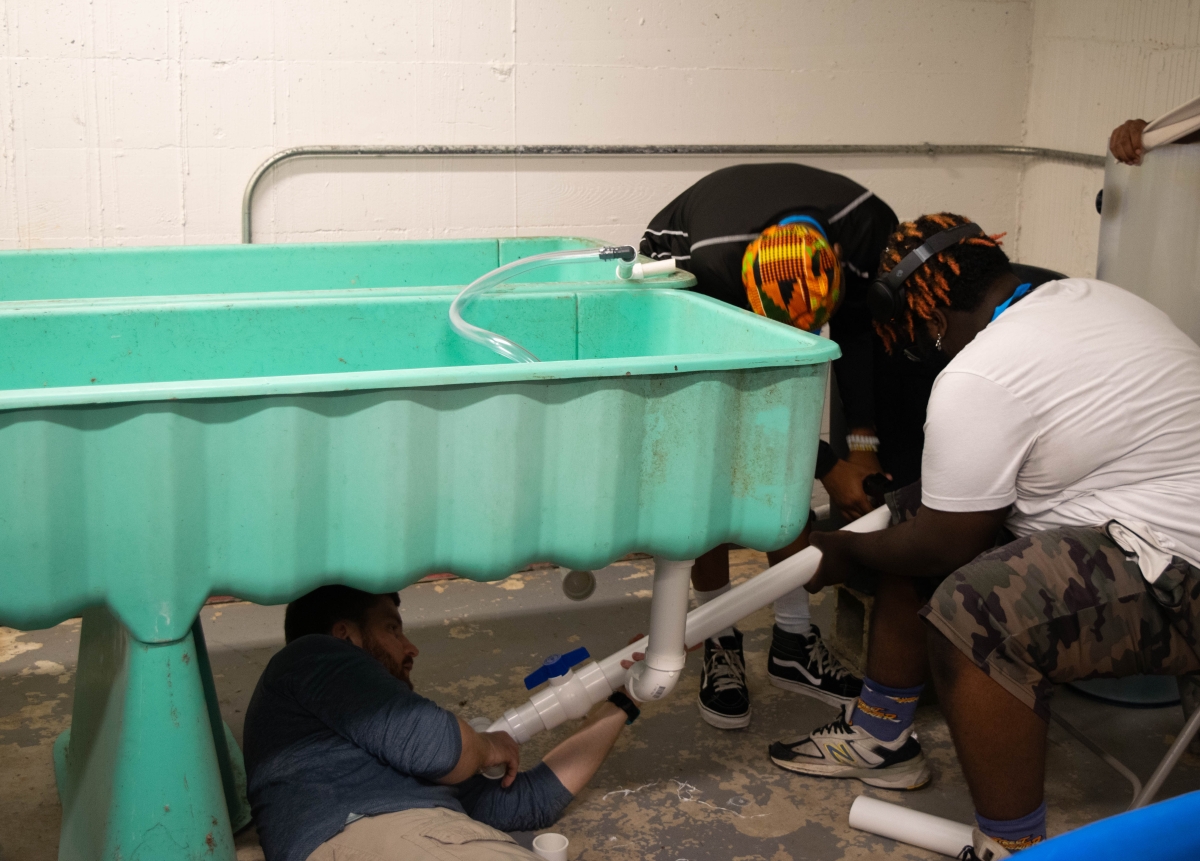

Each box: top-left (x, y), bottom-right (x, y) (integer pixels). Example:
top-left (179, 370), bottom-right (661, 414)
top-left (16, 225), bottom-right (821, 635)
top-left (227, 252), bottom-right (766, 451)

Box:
top-left (908, 506), bottom-right (1010, 580)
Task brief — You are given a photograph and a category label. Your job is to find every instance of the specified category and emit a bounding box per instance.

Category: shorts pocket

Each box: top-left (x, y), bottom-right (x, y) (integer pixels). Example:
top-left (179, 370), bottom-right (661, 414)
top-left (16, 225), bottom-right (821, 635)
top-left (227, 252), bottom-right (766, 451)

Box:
top-left (420, 818), bottom-right (516, 846)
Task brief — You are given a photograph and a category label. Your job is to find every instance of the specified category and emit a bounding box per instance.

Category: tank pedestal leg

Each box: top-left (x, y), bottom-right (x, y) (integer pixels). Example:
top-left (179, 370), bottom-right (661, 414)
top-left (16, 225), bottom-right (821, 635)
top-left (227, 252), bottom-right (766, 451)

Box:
top-left (53, 606), bottom-right (249, 861)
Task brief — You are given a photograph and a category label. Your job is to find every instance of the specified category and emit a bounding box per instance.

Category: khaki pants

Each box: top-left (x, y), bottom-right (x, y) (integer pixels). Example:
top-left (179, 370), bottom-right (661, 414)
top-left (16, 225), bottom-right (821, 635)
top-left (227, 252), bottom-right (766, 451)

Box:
top-left (306, 807), bottom-right (541, 861)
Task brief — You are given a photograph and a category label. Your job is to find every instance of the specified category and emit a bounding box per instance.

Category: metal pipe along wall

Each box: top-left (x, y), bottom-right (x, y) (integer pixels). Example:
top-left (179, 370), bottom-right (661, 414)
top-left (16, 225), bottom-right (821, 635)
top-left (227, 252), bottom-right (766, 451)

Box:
top-left (241, 145), bottom-right (1105, 243)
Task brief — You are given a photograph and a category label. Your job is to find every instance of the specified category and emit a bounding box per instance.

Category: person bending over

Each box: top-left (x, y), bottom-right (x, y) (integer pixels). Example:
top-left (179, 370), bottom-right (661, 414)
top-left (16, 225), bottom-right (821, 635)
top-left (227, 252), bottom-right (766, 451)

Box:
top-left (642, 163), bottom-right (921, 731)
top-left (243, 586), bottom-right (640, 861)
top-left (769, 213), bottom-right (1200, 856)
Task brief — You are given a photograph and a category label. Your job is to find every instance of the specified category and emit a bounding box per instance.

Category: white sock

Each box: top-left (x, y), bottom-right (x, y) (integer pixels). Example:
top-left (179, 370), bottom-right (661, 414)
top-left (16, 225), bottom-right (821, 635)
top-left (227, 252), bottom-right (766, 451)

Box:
top-left (774, 586), bottom-right (813, 636)
top-left (694, 583), bottom-right (735, 641)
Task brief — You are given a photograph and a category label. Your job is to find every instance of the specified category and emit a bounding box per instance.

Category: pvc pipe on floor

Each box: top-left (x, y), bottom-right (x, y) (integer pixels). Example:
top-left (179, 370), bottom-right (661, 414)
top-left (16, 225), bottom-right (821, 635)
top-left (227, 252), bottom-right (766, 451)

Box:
top-left (848, 796), bottom-right (974, 858)
top-left (488, 504), bottom-right (891, 743)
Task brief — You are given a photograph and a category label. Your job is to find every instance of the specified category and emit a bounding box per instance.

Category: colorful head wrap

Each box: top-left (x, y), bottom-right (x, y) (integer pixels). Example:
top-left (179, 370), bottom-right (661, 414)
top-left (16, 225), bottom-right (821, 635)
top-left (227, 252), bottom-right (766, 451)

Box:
top-left (742, 217), bottom-right (842, 333)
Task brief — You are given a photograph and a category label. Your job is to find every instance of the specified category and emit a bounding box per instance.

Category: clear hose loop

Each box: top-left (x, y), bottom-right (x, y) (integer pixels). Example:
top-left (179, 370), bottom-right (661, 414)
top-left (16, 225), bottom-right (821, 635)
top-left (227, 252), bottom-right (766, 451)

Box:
top-left (449, 246), bottom-right (635, 363)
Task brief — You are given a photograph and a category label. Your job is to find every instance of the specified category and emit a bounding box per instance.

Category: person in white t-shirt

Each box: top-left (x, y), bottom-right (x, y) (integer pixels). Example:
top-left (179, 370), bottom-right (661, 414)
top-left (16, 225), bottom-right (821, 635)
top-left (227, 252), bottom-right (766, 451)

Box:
top-left (765, 212), bottom-right (1200, 856)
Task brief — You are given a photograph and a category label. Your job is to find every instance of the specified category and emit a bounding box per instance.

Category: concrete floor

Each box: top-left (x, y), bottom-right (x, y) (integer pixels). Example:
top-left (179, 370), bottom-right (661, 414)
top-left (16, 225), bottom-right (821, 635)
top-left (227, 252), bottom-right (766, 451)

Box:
top-left (3, 552), bottom-right (1199, 861)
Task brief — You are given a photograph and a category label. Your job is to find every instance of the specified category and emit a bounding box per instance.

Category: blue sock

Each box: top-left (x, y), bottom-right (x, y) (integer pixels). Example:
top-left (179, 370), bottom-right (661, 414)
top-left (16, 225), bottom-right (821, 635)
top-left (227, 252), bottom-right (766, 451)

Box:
top-left (849, 677), bottom-right (922, 741)
top-left (976, 802), bottom-right (1047, 851)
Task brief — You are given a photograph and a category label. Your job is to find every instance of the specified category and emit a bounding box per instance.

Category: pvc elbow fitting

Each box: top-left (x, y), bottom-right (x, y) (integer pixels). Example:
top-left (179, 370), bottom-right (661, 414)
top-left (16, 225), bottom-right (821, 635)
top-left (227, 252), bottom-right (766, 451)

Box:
top-left (625, 654), bottom-right (686, 703)
top-left (625, 555), bottom-right (692, 702)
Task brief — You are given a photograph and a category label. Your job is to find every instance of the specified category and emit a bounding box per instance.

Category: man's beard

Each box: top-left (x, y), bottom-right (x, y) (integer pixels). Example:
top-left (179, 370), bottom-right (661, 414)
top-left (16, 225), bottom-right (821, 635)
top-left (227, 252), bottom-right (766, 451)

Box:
top-left (363, 635), bottom-right (414, 689)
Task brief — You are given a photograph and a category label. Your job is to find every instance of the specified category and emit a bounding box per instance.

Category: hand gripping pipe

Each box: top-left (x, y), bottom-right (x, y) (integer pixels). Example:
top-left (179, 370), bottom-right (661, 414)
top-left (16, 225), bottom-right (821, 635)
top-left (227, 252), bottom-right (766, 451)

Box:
top-left (448, 245), bottom-right (675, 363)
top-left (488, 504), bottom-right (891, 743)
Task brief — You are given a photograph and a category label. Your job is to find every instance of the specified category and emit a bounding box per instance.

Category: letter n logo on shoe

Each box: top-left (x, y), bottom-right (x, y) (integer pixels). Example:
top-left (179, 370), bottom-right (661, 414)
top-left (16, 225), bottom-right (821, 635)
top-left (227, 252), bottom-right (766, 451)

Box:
top-left (826, 743), bottom-right (856, 766)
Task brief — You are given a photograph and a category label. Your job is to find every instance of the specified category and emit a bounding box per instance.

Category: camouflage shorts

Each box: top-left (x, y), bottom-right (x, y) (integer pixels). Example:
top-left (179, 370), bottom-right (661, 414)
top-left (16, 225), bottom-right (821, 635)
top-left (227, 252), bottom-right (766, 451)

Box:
top-left (921, 526), bottom-right (1200, 721)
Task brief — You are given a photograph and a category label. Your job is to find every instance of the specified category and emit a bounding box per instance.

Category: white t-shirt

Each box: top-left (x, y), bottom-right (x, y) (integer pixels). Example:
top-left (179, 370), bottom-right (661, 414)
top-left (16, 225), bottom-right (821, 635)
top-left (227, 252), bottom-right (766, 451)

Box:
top-left (922, 278), bottom-right (1200, 571)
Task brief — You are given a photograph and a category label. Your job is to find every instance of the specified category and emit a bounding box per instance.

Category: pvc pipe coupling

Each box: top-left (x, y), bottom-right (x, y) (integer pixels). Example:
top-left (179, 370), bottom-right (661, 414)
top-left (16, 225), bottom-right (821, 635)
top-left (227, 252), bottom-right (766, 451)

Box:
top-left (561, 569), bottom-right (596, 601)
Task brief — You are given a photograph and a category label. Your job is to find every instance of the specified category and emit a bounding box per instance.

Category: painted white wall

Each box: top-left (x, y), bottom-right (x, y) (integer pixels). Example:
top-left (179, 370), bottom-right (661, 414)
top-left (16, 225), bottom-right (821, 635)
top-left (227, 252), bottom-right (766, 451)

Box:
top-left (1, 0), bottom-right (1196, 263)
top-left (1017, 0), bottom-right (1200, 277)
top-left (0, 0), bottom-right (1033, 250)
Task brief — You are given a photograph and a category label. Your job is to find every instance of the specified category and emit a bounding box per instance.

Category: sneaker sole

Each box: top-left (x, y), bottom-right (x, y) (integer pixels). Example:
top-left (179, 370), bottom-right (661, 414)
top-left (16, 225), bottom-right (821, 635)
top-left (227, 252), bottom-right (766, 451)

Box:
top-left (767, 671), bottom-right (857, 709)
top-left (769, 753), bottom-right (931, 791)
top-left (697, 697), bottom-right (751, 730)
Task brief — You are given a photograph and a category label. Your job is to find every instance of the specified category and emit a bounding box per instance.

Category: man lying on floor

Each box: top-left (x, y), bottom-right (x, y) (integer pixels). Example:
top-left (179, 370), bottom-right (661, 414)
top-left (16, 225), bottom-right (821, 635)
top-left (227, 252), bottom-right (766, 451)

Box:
top-left (768, 213), bottom-right (1200, 857)
top-left (244, 586), bottom-right (642, 861)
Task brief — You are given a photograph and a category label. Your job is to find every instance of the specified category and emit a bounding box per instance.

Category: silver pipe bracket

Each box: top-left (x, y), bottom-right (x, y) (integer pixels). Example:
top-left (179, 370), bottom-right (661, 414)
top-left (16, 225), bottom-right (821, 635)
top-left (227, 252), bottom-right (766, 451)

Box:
top-left (242, 143), bottom-right (1107, 243)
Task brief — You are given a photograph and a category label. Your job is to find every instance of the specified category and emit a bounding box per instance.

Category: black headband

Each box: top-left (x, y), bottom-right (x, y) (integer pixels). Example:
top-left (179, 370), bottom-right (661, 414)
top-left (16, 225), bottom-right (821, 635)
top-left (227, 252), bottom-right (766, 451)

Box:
top-left (879, 222), bottom-right (985, 290)
top-left (867, 222), bottom-right (986, 323)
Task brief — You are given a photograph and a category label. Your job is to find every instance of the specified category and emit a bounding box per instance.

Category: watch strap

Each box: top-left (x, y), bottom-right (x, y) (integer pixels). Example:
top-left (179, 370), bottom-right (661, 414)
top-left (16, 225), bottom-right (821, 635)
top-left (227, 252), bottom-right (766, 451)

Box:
top-left (607, 690), bottom-right (640, 725)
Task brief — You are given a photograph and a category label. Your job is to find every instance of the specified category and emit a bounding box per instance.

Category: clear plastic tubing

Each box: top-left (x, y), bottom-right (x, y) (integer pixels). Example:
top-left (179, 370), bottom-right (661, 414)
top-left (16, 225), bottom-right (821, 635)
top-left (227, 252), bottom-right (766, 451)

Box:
top-left (449, 245), bottom-right (637, 363)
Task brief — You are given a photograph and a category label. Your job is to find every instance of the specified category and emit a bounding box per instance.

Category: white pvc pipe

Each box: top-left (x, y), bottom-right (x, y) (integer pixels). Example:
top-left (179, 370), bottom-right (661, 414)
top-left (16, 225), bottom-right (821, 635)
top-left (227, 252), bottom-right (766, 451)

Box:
top-left (684, 506), bottom-right (891, 646)
top-left (488, 505), bottom-right (891, 743)
top-left (618, 259), bottom-right (677, 280)
top-left (848, 796), bottom-right (974, 858)
top-left (626, 557), bottom-right (693, 703)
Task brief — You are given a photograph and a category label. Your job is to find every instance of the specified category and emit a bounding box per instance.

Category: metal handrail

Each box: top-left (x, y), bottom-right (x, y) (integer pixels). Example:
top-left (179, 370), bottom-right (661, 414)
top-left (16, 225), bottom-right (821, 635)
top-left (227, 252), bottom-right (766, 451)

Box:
top-left (242, 143), bottom-right (1107, 243)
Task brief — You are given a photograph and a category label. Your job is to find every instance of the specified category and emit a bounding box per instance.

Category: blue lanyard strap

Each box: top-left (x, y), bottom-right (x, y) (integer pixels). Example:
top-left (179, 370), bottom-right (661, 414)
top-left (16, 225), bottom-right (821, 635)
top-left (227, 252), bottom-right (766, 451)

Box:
top-left (991, 282), bottom-right (1032, 322)
top-left (776, 214), bottom-right (828, 238)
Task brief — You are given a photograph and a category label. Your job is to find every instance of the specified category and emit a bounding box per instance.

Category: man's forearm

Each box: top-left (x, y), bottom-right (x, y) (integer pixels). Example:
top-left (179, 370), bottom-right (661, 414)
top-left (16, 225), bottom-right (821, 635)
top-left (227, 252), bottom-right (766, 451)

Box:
top-left (541, 702), bottom-right (627, 795)
top-left (438, 717), bottom-right (521, 787)
top-left (846, 518), bottom-right (946, 578)
top-left (844, 507), bottom-right (1008, 580)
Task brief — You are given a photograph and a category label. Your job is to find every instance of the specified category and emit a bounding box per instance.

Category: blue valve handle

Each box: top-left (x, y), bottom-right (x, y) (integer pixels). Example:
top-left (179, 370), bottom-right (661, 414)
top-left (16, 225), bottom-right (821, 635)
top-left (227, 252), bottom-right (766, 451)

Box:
top-left (523, 647), bottom-right (591, 690)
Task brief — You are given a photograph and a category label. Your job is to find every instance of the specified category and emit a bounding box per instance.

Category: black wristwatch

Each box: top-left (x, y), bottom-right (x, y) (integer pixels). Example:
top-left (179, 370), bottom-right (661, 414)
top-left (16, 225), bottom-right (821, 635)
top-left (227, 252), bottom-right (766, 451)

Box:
top-left (607, 691), bottom-right (640, 725)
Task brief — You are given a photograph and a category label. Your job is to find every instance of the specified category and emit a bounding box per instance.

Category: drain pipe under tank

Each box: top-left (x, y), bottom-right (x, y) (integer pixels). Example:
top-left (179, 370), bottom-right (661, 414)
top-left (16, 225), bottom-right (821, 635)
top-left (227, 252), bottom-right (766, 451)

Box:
top-left (487, 504), bottom-right (891, 743)
top-left (625, 557), bottom-right (692, 703)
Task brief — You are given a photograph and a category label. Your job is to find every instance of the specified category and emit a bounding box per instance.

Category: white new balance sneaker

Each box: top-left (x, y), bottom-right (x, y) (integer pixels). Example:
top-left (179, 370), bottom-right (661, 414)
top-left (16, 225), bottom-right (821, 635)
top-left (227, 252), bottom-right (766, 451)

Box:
top-left (768, 710), bottom-right (931, 790)
top-left (961, 828), bottom-right (1017, 860)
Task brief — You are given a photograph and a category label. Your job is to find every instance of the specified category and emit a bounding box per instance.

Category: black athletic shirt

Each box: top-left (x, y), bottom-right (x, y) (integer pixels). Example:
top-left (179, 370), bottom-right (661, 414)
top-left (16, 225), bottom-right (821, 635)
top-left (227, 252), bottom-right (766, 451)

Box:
top-left (640, 163), bottom-right (898, 476)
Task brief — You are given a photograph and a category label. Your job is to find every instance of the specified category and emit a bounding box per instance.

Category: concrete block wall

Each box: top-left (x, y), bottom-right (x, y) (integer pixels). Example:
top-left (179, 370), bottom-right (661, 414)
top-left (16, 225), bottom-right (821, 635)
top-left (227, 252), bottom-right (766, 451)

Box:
top-left (1, 0), bottom-right (1033, 249)
top-left (0, 0), bottom-right (1196, 266)
top-left (1018, 0), bottom-right (1200, 277)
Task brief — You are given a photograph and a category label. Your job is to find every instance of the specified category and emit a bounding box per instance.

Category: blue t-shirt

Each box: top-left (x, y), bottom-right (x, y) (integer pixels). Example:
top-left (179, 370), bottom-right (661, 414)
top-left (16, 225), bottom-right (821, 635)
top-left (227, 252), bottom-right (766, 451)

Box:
top-left (244, 635), bottom-right (573, 861)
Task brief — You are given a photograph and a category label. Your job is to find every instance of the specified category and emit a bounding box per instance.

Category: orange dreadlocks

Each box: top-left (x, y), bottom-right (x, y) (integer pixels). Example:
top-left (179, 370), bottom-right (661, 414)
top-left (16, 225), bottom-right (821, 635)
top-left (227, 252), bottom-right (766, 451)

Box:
top-left (874, 212), bottom-right (1011, 353)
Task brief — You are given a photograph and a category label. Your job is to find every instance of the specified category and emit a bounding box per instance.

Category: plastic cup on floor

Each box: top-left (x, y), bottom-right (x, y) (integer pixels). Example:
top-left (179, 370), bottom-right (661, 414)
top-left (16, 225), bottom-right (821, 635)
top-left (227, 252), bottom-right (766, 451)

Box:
top-left (532, 832), bottom-right (569, 861)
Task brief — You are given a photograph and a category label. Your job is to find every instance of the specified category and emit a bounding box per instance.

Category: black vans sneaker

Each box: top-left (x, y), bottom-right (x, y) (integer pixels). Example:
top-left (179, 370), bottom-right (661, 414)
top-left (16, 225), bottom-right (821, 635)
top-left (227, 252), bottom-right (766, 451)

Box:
top-left (767, 624), bottom-right (862, 709)
top-left (697, 629), bottom-right (751, 729)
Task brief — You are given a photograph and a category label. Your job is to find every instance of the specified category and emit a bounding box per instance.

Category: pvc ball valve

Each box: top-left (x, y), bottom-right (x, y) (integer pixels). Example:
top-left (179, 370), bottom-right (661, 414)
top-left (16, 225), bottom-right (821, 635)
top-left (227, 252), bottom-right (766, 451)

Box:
top-left (561, 569), bottom-right (596, 601)
top-left (524, 648), bottom-right (591, 689)
top-left (487, 507), bottom-right (894, 744)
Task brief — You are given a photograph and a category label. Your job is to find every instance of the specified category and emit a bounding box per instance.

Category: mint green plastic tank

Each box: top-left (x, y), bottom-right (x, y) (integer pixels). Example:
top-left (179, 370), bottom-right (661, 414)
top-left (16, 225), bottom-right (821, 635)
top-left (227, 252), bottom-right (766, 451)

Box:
top-left (0, 237), bottom-right (837, 861)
